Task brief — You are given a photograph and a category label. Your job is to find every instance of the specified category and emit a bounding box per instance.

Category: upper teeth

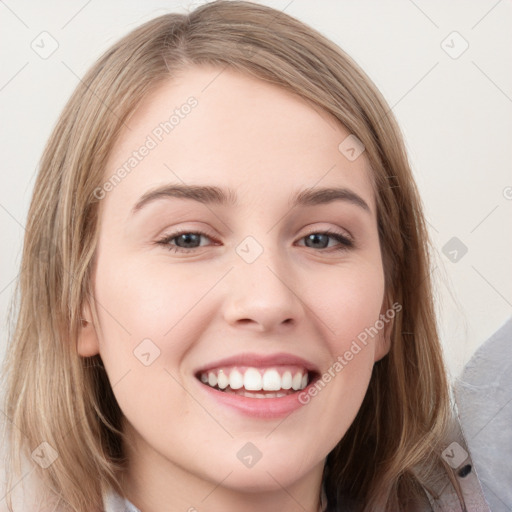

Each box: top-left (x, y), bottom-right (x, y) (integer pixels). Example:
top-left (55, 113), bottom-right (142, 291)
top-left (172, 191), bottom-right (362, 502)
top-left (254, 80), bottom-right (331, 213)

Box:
top-left (199, 367), bottom-right (309, 391)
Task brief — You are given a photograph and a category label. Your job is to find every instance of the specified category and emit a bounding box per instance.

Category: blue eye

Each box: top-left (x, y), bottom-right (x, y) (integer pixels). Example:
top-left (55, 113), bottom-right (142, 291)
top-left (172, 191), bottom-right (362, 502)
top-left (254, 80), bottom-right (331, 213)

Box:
top-left (156, 229), bottom-right (353, 253)
top-left (300, 230), bottom-right (353, 251)
top-left (157, 230), bottom-right (213, 253)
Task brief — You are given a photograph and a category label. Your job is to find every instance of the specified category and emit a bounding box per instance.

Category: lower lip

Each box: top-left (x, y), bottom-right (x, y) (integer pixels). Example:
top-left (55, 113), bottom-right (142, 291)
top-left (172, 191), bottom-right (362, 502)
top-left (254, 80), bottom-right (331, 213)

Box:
top-left (194, 376), bottom-right (317, 419)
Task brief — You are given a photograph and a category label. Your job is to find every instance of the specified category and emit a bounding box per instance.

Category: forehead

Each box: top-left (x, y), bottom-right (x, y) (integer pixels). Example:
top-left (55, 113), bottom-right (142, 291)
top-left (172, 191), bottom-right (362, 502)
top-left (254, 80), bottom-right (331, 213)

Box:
top-left (103, 65), bottom-right (375, 215)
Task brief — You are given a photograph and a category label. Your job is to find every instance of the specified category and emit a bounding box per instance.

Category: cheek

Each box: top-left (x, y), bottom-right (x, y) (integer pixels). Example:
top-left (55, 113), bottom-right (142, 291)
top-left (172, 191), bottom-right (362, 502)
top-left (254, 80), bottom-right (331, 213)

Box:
top-left (92, 256), bottom-right (224, 412)
top-left (91, 260), bottom-right (200, 428)
top-left (289, 262), bottom-right (385, 453)
top-left (305, 262), bottom-right (384, 402)
top-left (314, 262), bottom-right (385, 350)
top-left (93, 256), bottom-right (215, 352)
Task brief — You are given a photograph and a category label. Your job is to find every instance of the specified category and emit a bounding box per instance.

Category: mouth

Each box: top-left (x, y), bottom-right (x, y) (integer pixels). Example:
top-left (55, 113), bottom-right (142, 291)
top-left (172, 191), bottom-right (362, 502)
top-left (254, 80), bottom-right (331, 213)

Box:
top-left (195, 365), bottom-right (321, 399)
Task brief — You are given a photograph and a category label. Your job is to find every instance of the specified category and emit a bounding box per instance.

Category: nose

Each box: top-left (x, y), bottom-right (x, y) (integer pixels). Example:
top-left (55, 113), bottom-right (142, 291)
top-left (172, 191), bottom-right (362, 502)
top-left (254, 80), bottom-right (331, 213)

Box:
top-left (221, 247), bottom-right (304, 333)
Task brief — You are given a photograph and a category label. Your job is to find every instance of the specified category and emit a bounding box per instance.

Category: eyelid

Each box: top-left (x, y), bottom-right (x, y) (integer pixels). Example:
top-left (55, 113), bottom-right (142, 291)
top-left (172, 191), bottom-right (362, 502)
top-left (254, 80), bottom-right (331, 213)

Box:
top-left (300, 226), bottom-right (354, 243)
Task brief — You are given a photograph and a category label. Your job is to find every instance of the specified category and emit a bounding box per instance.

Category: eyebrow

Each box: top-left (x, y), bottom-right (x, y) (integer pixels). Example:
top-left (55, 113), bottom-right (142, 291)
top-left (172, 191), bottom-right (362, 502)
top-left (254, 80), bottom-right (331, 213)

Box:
top-left (130, 184), bottom-right (371, 215)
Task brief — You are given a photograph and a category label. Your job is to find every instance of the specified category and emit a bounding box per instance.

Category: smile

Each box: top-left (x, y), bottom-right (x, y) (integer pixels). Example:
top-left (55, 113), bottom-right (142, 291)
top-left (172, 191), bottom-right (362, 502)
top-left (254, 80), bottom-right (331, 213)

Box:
top-left (197, 366), bottom-right (311, 398)
top-left (193, 352), bottom-right (321, 417)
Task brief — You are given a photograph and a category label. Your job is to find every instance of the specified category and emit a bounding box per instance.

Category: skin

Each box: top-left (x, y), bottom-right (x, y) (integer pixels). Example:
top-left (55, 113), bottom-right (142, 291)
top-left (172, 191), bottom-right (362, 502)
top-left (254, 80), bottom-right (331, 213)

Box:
top-left (78, 65), bottom-right (391, 512)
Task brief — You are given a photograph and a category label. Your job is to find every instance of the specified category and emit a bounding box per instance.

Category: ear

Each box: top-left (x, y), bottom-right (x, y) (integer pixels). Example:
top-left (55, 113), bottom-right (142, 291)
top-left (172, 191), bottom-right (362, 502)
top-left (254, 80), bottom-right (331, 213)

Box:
top-left (374, 292), bottom-right (395, 363)
top-left (77, 300), bottom-right (100, 357)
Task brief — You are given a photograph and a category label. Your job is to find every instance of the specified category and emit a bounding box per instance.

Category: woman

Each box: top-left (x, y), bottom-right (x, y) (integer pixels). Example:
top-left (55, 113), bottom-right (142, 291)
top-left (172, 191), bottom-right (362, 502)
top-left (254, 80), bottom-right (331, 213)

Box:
top-left (1, 2), bottom-right (490, 511)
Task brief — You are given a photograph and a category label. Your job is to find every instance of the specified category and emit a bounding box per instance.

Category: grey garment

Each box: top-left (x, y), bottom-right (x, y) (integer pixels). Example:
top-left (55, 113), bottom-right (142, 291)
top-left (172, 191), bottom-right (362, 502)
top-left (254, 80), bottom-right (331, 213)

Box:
top-left (455, 317), bottom-right (512, 512)
top-left (420, 412), bottom-right (491, 512)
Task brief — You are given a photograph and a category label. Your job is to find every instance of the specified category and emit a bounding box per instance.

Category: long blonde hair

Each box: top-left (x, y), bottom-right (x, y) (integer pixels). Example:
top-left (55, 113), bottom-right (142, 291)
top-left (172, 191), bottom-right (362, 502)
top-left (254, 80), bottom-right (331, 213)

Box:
top-left (1, 1), bottom-right (456, 510)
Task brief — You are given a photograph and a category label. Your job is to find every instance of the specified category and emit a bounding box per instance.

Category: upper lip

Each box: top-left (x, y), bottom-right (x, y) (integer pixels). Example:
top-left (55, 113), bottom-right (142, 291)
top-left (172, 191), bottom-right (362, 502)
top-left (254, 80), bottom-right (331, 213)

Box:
top-left (194, 352), bottom-right (320, 376)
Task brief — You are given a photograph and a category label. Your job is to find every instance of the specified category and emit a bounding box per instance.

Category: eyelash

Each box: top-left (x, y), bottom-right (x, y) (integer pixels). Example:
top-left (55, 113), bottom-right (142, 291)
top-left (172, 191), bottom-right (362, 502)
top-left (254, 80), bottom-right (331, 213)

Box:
top-left (155, 228), bottom-right (354, 254)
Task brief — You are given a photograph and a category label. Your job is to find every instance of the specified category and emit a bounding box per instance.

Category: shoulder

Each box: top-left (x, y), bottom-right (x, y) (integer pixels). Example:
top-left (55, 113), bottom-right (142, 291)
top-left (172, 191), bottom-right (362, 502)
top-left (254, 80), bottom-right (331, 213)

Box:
top-left (455, 317), bottom-right (512, 511)
top-left (403, 393), bottom-right (493, 512)
top-left (426, 409), bottom-right (492, 511)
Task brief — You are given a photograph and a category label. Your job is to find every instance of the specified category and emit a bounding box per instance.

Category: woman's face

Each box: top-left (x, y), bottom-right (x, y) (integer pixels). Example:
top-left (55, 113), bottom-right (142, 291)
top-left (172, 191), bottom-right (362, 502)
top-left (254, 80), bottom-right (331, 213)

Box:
top-left (79, 65), bottom-right (390, 507)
